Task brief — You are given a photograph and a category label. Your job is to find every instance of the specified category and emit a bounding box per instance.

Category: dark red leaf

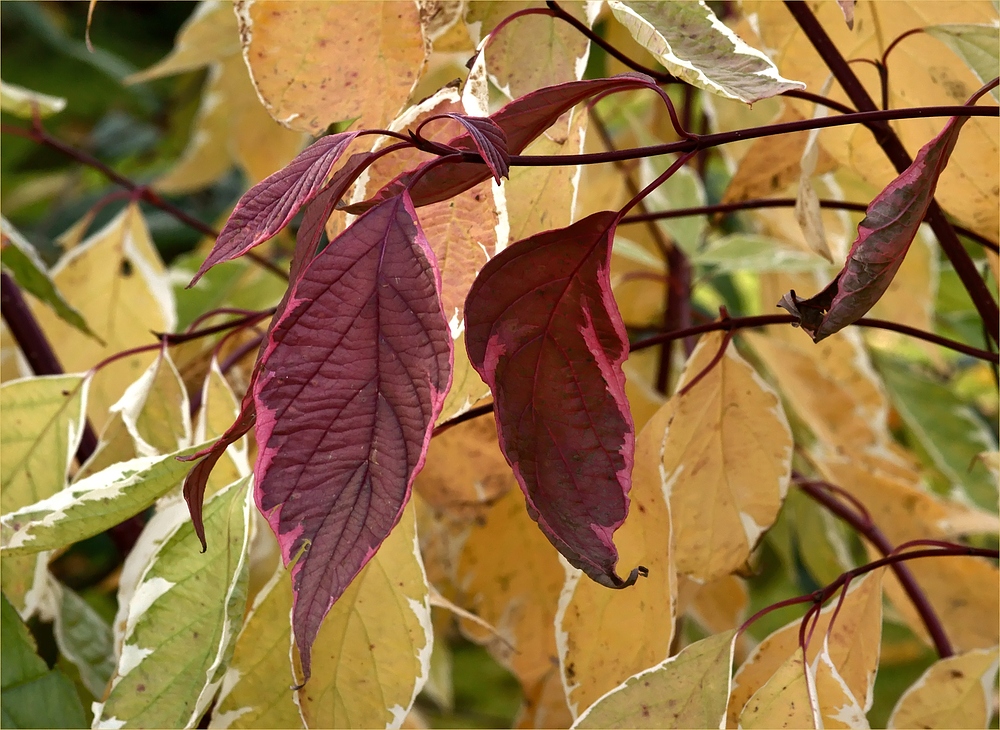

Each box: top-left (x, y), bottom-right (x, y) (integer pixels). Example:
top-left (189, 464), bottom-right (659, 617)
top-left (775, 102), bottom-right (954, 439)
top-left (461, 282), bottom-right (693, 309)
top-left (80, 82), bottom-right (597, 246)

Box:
top-left (252, 192), bottom-right (452, 680)
top-left (346, 73), bottom-right (658, 212)
top-left (190, 131), bottom-right (359, 285)
top-left (441, 114), bottom-right (509, 183)
top-left (464, 211), bottom-right (644, 590)
top-left (778, 114), bottom-right (971, 341)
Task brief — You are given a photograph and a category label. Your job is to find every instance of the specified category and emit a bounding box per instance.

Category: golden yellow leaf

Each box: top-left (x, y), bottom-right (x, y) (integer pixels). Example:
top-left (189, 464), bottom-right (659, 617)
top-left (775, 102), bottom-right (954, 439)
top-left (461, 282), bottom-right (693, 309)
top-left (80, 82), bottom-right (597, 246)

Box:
top-left (210, 567), bottom-right (302, 729)
top-left (296, 503), bottom-right (431, 729)
top-left (888, 647), bottom-right (999, 729)
top-left (195, 359), bottom-right (251, 497)
top-left (738, 647), bottom-right (818, 729)
top-left (660, 331), bottom-right (792, 582)
top-left (437, 339), bottom-right (490, 426)
top-left (728, 569), bottom-right (885, 727)
top-left (623, 360), bottom-right (666, 434)
top-left (237, 0), bottom-right (429, 134)
top-left (812, 639), bottom-right (870, 729)
top-left (557, 398), bottom-right (676, 716)
top-left (110, 349), bottom-right (191, 457)
top-left (0, 322), bottom-right (29, 384)
top-left (29, 204), bottom-right (173, 433)
top-left (574, 630), bottom-right (737, 730)
top-left (516, 668), bottom-right (573, 730)
top-left (680, 574), bottom-right (749, 637)
top-left (745, 0), bottom-right (999, 240)
top-left (456, 486), bottom-right (565, 689)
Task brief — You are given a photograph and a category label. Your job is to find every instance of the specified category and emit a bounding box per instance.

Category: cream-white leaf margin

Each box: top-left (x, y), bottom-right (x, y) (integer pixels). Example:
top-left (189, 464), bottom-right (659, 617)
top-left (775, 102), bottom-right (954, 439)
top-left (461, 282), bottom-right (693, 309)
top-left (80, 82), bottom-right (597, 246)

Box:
top-left (608, 0), bottom-right (805, 104)
top-left (109, 350), bottom-right (192, 458)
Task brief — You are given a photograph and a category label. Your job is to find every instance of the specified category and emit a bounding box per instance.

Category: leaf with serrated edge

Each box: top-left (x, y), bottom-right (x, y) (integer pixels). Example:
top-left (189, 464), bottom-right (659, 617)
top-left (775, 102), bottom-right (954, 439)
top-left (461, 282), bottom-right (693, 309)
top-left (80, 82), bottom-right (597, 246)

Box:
top-left (888, 647), bottom-right (999, 729)
top-left (465, 210), bottom-right (640, 589)
top-left (1, 444), bottom-right (206, 557)
top-left (253, 192), bottom-right (451, 680)
top-left (660, 331), bottom-right (792, 582)
top-left (94, 478), bottom-right (252, 729)
top-left (557, 398), bottom-right (676, 717)
top-left (235, 0), bottom-right (428, 135)
top-left (727, 569), bottom-right (885, 726)
top-left (573, 630), bottom-right (737, 729)
top-left (1, 374), bottom-right (89, 509)
top-left (608, 1), bottom-right (804, 103)
top-left (1, 217), bottom-right (97, 339)
top-left (29, 203), bottom-right (174, 432)
top-left (456, 484), bottom-right (565, 689)
top-left (295, 503), bottom-right (431, 730)
top-left (210, 566), bottom-right (302, 729)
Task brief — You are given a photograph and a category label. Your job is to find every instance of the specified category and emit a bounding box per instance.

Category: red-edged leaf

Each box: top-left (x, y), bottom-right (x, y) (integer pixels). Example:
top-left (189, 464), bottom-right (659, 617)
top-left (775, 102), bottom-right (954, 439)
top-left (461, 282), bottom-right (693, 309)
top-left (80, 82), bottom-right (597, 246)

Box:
top-left (441, 114), bottom-right (509, 183)
top-left (252, 192), bottom-right (452, 680)
top-left (346, 73), bottom-right (658, 212)
top-left (179, 385), bottom-right (257, 549)
top-left (778, 114), bottom-right (971, 341)
top-left (190, 131), bottom-right (359, 285)
top-left (464, 211), bottom-right (645, 590)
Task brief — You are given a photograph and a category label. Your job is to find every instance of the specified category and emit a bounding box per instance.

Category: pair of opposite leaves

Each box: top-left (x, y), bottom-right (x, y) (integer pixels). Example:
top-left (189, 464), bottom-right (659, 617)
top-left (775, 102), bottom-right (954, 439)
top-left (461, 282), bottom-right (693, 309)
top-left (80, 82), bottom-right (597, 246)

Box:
top-left (179, 70), bottom-right (970, 679)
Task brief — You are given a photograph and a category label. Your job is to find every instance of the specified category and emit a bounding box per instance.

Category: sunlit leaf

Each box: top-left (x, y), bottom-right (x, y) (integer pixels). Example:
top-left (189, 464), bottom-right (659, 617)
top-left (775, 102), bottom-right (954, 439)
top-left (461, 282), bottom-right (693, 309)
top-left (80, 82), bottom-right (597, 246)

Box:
top-left (0, 79), bottom-right (66, 117)
top-left (109, 348), bottom-right (191, 457)
top-left (738, 647), bottom-right (818, 729)
top-left (925, 24), bottom-right (1000, 101)
top-left (888, 647), bottom-right (999, 728)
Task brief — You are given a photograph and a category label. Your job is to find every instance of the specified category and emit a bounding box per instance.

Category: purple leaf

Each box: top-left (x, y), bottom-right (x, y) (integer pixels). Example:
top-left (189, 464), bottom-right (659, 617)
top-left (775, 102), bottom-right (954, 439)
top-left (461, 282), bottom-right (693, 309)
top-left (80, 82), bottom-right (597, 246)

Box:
top-left (778, 114), bottom-right (971, 342)
top-left (464, 211), bottom-right (645, 590)
top-left (346, 73), bottom-right (658, 212)
top-left (190, 131), bottom-right (359, 285)
top-left (252, 192), bottom-right (452, 680)
top-left (441, 114), bottom-right (509, 183)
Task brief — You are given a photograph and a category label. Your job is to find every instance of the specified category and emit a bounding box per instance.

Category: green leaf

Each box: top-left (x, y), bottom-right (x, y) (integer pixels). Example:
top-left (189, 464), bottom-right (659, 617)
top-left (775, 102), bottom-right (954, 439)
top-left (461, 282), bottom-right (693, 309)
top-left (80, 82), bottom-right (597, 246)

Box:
top-left (1, 374), bottom-right (89, 510)
top-left (110, 349), bottom-right (192, 457)
top-left (1, 218), bottom-right (99, 342)
top-left (1, 593), bottom-right (87, 729)
top-left (572, 630), bottom-right (737, 729)
top-left (1, 443), bottom-right (208, 557)
top-left (607, 0), bottom-right (805, 103)
top-left (693, 234), bottom-right (826, 274)
top-left (925, 24), bottom-right (1000, 101)
top-left (0, 80), bottom-right (66, 118)
top-left (52, 585), bottom-right (116, 700)
top-left (874, 353), bottom-right (998, 510)
top-left (94, 477), bottom-right (253, 729)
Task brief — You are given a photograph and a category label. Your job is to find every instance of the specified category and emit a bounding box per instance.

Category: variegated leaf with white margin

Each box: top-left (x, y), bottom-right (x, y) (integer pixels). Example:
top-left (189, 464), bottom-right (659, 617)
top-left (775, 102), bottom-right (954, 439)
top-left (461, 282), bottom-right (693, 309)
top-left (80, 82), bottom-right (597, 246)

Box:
top-left (572, 630), bottom-right (738, 729)
top-left (109, 348), bottom-right (191, 458)
top-left (1, 444), bottom-right (207, 557)
top-left (195, 359), bottom-right (251, 496)
top-left (210, 565), bottom-right (302, 729)
top-left (52, 581), bottom-right (117, 699)
top-left (888, 646), bottom-right (999, 728)
top-left (0, 79), bottom-right (67, 117)
top-left (294, 503), bottom-right (432, 730)
top-left (795, 76), bottom-right (835, 262)
top-left (811, 637), bottom-right (871, 729)
top-left (607, 1), bottom-right (805, 103)
top-left (94, 477), bottom-right (253, 729)
top-left (925, 24), bottom-right (1000, 101)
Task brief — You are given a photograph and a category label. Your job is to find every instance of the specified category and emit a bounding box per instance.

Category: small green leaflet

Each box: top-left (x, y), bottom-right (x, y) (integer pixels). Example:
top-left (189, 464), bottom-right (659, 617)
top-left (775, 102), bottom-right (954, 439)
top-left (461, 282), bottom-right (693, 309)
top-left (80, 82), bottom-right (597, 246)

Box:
top-left (1, 217), bottom-right (99, 341)
top-left (1, 443), bottom-right (209, 557)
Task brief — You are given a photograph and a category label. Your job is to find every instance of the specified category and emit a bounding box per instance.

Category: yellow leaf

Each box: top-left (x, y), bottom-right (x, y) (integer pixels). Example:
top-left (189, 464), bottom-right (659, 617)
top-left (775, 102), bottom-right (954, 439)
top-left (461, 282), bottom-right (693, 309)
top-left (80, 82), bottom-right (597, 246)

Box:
top-left (0, 79), bottom-right (66, 118)
top-left (623, 360), bottom-right (666, 434)
top-left (680, 574), bottom-right (749, 637)
top-left (812, 638), bottom-right (870, 729)
top-left (457, 486), bottom-right (565, 689)
top-left (195, 359), bottom-right (251, 497)
top-left (738, 647), bottom-right (818, 729)
top-left (28, 204), bottom-right (174, 432)
top-left (558, 400), bottom-right (676, 718)
top-left (516, 669), bottom-right (573, 730)
top-left (0, 321), bottom-right (29, 384)
top-left (728, 569), bottom-right (884, 727)
top-left (437, 339), bottom-right (491, 426)
top-left (74, 410), bottom-right (137, 483)
top-left (660, 331), bottom-right (792, 582)
top-left (237, 0), bottom-right (429, 135)
top-left (888, 647), bottom-right (999, 729)
top-left (573, 630), bottom-right (737, 730)
top-left (110, 349), bottom-right (191, 457)
top-left (745, 0), bottom-right (999, 240)
top-left (211, 567), bottom-right (303, 729)
top-left (296, 503), bottom-right (431, 729)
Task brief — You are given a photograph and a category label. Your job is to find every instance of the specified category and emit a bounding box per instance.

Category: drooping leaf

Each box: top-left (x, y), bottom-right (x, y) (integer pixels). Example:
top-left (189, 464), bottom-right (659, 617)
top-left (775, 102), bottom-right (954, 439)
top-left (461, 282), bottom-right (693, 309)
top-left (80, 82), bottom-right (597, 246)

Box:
top-left (778, 112), bottom-right (974, 341)
top-left (295, 503), bottom-right (432, 730)
top-left (1, 444), bottom-right (206, 557)
top-left (1, 593), bottom-right (87, 729)
top-left (837, 0), bottom-right (856, 30)
top-left (465, 210), bottom-right (642, 589)
top-left (659, 331), bottom-right (792, 582)
top-left (607, 1), bottom-right (805, 103)
top-left (28, 203), bottom-right (175, 432)
top-left (193, 359), bottom-right (252, 496)
top-left (1, 217), bottom-right (98, 340)
top-left (93, 478), bottom-right (252, 729)
top-left (0, 79), bottom-right (66, 118)
top-left (557, 399), bottom-right (676, 718)
top-left (235, 0), bottom-right (429, 135)
top-left (191, 131), bottom-right (359, 284)
top-left (572, 630), bottom-right (737, 729)
top-left (440, 114), bottom-right (510, 183)
top-left (924, 24), bottom-right (1000, 101)
top-left (888, 647), bottom-right (999, 729)
top-left (348, 73), bottom-right (661, 212)
top-left (252, 192), bottom-right (451, 679)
